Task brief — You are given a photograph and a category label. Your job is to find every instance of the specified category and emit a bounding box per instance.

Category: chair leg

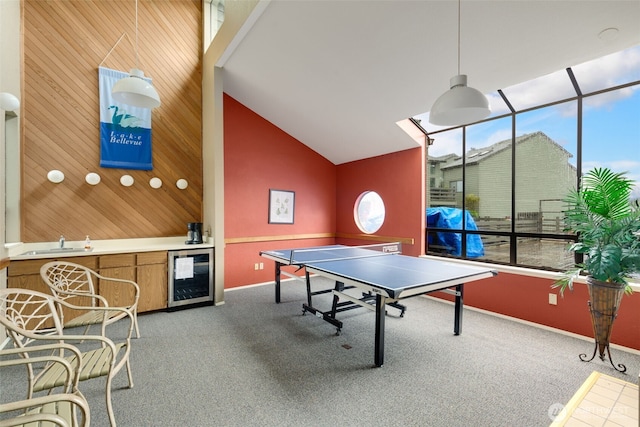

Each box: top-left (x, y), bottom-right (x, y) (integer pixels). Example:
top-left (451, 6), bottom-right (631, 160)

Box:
top-left (126, 359), bottom-right (134, 389)
top-left (105, 375), bottom-right (116, 427)
top-left (133, 311), bottom-right (140, 339)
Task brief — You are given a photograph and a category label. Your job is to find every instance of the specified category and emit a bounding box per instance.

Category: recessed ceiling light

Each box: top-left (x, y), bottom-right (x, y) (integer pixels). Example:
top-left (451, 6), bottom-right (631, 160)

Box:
top-left (598, 27), bottom-right (619, 42)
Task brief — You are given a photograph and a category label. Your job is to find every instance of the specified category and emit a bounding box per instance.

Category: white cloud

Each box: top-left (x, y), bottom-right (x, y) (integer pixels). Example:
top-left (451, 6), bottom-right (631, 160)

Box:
top-left (428, 130), bottom-right (461, 157)
top-left (498, 45), bottom-right (640, 114)
top-left (500, 69), bottom-right (575, 111)
top-left (572, 47), bottom-right (640, 92)
top-left (583, 85), bottom-right (638, 110)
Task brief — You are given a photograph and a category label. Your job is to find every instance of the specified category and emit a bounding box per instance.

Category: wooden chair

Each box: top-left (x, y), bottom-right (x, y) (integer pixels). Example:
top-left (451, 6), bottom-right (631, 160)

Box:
top-left (40, 261), bottom-right (141, 339)
top-left (0, 288), bottom-right (134, 427)
top-left (0, 343), bottom-right (90, 427)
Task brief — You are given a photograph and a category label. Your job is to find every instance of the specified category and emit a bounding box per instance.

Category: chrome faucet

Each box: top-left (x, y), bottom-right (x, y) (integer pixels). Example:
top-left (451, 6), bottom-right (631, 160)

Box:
top-left (59, 235), bottom-right (65, 248)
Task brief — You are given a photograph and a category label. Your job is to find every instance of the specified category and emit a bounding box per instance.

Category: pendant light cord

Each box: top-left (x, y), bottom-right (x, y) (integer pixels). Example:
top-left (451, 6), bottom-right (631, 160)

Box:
top-left (135, 0), bottom-right (139, 69)
top-left (99, 32), bottom-right (130, 66)
top-left (457, 0), bottom-right (461, 75)
top-left (100, 0), bottom-right (140, 70)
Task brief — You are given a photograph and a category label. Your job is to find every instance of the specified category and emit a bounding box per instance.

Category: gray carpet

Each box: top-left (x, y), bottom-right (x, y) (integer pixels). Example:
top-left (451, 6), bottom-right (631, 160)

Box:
top-left (2, 278), bottom-right (639, 426)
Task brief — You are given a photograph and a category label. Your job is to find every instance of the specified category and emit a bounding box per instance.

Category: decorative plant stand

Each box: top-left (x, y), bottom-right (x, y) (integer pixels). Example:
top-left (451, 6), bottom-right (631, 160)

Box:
top-left (580, 278), bottom-right (627, 373)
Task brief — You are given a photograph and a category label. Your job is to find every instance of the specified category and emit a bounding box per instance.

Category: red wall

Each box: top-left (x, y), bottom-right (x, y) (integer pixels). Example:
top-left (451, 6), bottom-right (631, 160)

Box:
top-left (223, 94), bottom-right (336, 287)
top-left (335, 148), bottom-right (425, 256)
top-left (433, 270), bottom-right (640, 350)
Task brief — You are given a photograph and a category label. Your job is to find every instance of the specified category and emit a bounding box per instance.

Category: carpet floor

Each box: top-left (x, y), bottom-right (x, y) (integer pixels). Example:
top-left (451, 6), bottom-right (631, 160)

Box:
top-left (2, 278), bottom-right (639, 427)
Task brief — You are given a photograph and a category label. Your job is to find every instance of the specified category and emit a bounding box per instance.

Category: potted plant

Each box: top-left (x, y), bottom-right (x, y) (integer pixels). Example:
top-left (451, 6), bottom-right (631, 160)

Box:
top-left (553, 167), bottom-right (640, 372)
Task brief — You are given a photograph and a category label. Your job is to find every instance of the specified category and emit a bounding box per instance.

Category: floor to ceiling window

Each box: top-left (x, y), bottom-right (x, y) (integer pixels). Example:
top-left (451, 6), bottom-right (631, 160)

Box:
top-left (417, 45), bottom-right (640, 270)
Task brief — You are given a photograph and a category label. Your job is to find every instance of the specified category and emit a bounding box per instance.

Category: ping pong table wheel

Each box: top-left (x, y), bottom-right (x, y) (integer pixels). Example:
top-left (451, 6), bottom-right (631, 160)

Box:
top-left (335, 328), bottom-right (341, 336)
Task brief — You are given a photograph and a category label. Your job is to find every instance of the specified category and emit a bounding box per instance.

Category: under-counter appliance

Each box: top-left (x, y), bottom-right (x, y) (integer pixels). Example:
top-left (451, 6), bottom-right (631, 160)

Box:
top-left (168, 247), bottom-right (214, 309)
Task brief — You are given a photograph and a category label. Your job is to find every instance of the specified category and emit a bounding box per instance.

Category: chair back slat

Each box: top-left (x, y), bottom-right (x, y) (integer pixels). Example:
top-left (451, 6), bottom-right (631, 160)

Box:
top-left (43, 262), bottom-right (96, 300)
top-left (0, 289), bottom-right (63, 346)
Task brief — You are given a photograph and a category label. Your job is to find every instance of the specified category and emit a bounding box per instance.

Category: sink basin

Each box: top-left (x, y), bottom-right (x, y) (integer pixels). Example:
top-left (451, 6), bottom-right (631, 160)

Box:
top-left (20, 247), bottom-right (92, 256)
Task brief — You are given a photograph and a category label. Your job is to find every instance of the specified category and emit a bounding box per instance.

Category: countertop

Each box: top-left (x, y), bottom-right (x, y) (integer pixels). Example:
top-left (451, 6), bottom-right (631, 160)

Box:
top-left (6, 236), bottom-right (214, 261)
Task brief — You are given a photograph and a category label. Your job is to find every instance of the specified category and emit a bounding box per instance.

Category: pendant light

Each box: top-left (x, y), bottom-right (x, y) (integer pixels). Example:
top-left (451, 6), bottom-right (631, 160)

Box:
top-left (112, 0), bottom-right (161, 109)
top-left (429, 0), bottom-right (489, 126)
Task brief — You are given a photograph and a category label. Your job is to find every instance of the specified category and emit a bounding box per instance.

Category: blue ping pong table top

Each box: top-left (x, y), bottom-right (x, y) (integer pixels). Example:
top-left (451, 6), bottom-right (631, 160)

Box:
top-left (261, 245), bottom-right (496, 299)
top-left (304, 255), bottom-right (496, 299)
top-left (260, 244), bottom-right (382, 265)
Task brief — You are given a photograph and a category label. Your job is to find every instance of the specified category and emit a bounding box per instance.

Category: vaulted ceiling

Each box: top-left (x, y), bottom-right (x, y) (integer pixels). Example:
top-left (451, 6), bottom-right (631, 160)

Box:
top-left (219, 1), bottom-right (640, 165)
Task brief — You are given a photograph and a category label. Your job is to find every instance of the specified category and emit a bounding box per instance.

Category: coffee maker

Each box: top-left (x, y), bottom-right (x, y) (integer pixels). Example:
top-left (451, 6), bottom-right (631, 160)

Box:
top-left (185, 222), bottom-right (203, 244)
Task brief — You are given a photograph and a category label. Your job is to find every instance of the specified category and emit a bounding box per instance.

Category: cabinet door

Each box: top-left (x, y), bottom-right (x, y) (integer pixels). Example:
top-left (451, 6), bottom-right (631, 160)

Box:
top-left (7, 274), bottom-right (57, 329)
top-left (98, 266), bottom-right (137, 308)
top-left (7, 273), bottom-right (47, 294)
top-left (98, 254), bottom-right (136, 308)
top-left (137, 263), bottom-right (168, 312)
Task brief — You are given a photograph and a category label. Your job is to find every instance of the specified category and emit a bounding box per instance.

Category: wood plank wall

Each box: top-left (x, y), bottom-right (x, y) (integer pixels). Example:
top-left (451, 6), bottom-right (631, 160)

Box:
top-left (21, 0), bottom-right (202, 242)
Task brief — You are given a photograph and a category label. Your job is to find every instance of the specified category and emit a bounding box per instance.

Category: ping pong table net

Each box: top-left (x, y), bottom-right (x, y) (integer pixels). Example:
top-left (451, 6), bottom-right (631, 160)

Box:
top-left (289, 242), bottom-right (402, 264)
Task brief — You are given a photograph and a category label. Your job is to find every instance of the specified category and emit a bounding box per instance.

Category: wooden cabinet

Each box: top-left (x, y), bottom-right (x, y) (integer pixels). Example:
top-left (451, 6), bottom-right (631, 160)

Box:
top-left (98, 254), bottom-right (137, 309)
top-left (8, 251), bottom-right (168, 314)
top-left (97, 252), bottom-right (167, 312)
top-left (135, 252), bottom-right (167, 312)
top-left (8, 256), bottom-right (98, 294)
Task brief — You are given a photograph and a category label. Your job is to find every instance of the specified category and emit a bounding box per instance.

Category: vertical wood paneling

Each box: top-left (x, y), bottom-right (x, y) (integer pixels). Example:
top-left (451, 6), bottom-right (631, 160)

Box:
top-left (22, 0), bottom-right (202, 242)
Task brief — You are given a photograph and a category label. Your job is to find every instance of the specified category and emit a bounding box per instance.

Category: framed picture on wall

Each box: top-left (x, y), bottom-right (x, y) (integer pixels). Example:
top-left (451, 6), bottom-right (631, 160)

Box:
top-left (269, 189), bottom-right (295, 224)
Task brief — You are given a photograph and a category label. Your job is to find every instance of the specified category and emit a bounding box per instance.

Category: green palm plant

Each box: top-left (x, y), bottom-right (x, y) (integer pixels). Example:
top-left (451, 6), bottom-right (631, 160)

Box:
top-left (553, 167), bottom-right (640, 295)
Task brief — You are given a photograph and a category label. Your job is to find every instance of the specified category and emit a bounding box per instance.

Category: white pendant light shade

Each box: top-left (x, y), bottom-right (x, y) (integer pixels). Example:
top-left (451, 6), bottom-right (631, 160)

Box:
top-left (428, 0), bottom-right (490, 127)
top-left (429, 75), bottom-right (490, 126)
top-left (112, 68), bottom-right (161, 109)
top-left (0, 92), bottom-right (20, 111)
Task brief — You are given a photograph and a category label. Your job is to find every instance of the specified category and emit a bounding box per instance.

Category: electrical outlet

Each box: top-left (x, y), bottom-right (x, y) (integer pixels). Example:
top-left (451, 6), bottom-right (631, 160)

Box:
top-left (259, 262), bottom-right (264, 270)
top-left (254, 263), bottom-right (259, 270)
top-left (548, 293), bottom-right (557, 305)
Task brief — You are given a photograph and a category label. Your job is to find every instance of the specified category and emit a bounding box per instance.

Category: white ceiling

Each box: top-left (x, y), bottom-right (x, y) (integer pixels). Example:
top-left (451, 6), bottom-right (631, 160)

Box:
top-left (219, 0), bottom-right (640, 165)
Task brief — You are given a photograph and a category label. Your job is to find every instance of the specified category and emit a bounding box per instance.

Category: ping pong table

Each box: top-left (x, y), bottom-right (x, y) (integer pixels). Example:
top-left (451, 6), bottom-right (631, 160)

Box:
top-left (260, 243), bottom-right (497, 367)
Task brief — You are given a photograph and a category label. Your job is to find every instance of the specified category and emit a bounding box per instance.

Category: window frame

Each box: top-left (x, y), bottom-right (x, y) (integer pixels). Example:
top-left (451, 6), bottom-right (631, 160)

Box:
top-left (425, 69), bottom-right (639, 270)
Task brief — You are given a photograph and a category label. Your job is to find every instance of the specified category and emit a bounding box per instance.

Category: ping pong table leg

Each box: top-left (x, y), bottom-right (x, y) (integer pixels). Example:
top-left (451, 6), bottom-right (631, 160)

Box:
top-left (275, 262), bottom-right (282, 303)
top-left (374, 294), bottom-right (385, 367)
top-left (305, 270), bottom-right (313, 307)
top-left (454, 284), bottom-right (464, 335)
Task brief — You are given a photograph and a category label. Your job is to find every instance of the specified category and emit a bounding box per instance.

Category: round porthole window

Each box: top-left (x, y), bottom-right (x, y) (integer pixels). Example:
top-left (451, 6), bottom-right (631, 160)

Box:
top-left (354, 191), bottom-right (385, 234)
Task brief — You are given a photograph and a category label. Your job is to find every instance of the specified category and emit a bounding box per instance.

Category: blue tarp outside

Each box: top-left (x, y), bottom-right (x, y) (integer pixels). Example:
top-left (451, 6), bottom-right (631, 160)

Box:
top-left (426, 207), bottom-right (484, 258)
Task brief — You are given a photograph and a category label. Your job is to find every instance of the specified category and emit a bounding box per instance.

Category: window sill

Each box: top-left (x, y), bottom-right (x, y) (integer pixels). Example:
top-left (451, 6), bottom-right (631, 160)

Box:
top-left (420, 255), bottom-right (640, 292)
